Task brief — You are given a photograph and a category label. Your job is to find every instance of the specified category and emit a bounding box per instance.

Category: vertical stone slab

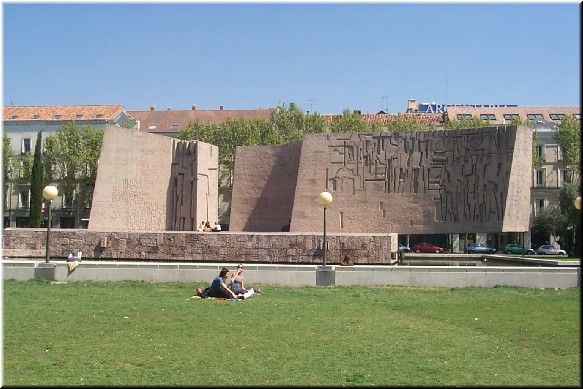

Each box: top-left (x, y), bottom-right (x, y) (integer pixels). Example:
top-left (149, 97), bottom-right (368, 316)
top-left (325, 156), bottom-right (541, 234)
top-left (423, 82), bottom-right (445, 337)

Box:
top-left (89, 126), bottom-right (218, 232)
top-left (169, 141), bottom-right (218, 230)
top-left (89, 126), bottom-right (174, 231)
top-left (230, 142), bottom-right (301, 232)
top-left (502, 126), bottom-right (533, 232)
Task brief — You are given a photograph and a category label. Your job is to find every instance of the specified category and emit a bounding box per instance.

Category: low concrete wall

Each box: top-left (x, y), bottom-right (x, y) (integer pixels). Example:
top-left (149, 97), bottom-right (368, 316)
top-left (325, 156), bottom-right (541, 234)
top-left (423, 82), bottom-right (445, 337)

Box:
top-left (1, 228), bottom-right (395, 265)
top-left (3, 261), bottom-right (580, 289)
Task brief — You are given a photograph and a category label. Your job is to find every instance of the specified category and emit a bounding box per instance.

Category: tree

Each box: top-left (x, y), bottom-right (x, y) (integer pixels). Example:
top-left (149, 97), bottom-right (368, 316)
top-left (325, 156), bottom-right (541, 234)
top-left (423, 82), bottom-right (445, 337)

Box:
top-left (444, 117), bottom-right (489, 130)
top-left (2, 134), bottom-right (18, 219)
top-left (43, 122), bottom-right (104, 227)
top-left (555, 115), bottom-right (581, 184)
top-left (176, 119), bottom-right (216, 144)
top-left (216, 118), bottom-right (266, 184)
top-left (328, 109), bottom-right (369, 133)
top-left (531, 205), bottom-right (566, 247)
top-left (3, 134), bottom-right (17, 180)
top-left (29, 132), bottom-right (44, 227)
top-left (386, 116), bottom-right (436, 132)
top-left (120, 121), bottom-right (136, 130)
top-left (270, 103), bottom-right (312, 143)
top-left (557, 182), bottom-right (582, 256)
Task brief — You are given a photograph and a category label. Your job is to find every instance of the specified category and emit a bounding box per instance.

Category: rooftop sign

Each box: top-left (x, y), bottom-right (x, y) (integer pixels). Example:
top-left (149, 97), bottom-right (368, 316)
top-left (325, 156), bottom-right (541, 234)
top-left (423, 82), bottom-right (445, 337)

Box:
top-left (419, 103), bottom-right (518, 114)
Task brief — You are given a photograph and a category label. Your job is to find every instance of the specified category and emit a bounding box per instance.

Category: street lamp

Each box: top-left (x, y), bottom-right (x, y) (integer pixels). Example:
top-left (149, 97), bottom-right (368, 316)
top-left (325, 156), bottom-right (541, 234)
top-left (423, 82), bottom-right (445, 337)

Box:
top-left (43, 185), bottom-right (58, 263)
top-left (319, 191), bottom-right (333, 266)
top-left (574, 196), bottom-right (581, 211)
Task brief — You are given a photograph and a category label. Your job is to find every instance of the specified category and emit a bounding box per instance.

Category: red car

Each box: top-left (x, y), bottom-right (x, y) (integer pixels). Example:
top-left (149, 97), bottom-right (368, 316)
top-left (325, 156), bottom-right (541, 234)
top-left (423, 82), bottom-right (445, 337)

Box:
top-left (412, 242), bottom-right (445, 253)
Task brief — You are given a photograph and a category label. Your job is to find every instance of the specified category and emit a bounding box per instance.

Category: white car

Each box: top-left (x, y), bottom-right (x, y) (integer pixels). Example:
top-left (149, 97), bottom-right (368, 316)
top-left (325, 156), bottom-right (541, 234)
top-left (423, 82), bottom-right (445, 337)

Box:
top-left (536, 245), bottom-right (567, 256)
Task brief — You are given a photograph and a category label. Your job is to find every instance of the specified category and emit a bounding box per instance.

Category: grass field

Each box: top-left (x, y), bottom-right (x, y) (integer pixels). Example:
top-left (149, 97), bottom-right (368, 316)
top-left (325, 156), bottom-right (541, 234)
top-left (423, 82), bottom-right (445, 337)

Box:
top-left (2, 280), bottom-right (580, 386)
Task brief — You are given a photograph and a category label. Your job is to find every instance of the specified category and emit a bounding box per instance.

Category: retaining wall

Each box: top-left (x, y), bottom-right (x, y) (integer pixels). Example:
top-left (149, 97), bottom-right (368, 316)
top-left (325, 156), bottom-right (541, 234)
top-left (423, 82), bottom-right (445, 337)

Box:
top-left (2, 261), bottom-right (580, 289)
top-left (1, 228), bottom-right (396, 265)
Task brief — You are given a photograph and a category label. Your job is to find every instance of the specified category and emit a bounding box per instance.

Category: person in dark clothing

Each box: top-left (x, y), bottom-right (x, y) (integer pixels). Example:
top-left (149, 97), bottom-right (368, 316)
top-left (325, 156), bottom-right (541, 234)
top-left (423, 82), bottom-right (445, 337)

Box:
top-left (197, 267), bottom-right (239, 299)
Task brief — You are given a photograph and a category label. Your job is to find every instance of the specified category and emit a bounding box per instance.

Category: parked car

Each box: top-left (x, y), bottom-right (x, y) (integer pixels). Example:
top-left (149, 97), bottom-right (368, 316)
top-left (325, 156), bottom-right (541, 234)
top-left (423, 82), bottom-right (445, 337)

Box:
top-left (503, 244), bottom-right (535, 255)
top-left (398, 243), bottom-right (411, 253)
top-left (536, 245), bottom-right (567, 256)
top-left (412, 242), bottom-right (445, 253)
top-left (465, 243), bottom-right (496, 254)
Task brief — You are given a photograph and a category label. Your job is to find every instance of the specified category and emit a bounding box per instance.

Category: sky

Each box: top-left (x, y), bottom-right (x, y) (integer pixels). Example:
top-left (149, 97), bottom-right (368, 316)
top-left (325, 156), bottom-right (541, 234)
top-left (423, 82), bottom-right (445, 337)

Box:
top-left (1, 1), bottom-right (581, 115)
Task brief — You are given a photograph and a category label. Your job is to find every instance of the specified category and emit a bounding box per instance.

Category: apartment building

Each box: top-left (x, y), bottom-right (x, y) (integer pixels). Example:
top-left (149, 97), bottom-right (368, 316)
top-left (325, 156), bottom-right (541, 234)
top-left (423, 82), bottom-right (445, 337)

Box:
top-left (2, 105), bottom-right (135, 228)
top-left (445, 104), bottom-right (580, 249)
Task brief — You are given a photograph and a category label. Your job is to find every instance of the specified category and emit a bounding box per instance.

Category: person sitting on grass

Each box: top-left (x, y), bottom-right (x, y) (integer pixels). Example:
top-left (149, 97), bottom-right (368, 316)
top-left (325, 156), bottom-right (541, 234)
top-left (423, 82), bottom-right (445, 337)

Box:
top-left (229, 264), bottom-right (262, 297)
top-left (197, 267), bottom-right (239, 300)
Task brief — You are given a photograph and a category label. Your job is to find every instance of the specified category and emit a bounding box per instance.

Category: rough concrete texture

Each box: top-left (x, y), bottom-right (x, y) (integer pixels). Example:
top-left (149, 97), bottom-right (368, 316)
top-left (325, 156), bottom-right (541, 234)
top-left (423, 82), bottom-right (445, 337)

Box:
top-left (231, 126), bottom-right (532, 234)
top-left (230, 142), bottom-right (301, 232)
top-left (88, 126), bottom-right (217, 231)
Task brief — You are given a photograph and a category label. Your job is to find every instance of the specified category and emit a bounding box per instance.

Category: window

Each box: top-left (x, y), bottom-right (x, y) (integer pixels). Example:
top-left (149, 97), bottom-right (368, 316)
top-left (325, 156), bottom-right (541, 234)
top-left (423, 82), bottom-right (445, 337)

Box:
top-left (10, 115), bottom-right (18, 119)
top-left (149, 124), bottom-right (157, 130)
top-left (503, 114), bottom-right (520, 121)
top-left (19, 190), bottom-right (30, 208)
top-left (53, 114), bottom-right (61, 119)
top-left (456, 114), bottom-right (472, 120)
top-left (536, 145), bottom-right (545, 162)
top-left (535, 169), bottom-right (546, 187)
top-left (480, 114), bottom-right (496, 121)
top-left (170, 124), bottom-right (179, 130)
top-left (527, 114), bottom-right (544, 121)
top-left (574, 114), bottom-right (581, 120)
top-left (534, 199), bottom-right (545, 216)
top-left (564, 169), bottom-right (573, 183)
top-left (63, 191), bottom-right (74, 208)
top-left (75, 114), bottom-right (83, 119)
top-left (549, 114), bottom-right (566, 120)
top-left (21, 138), bottom-right (31, 154)
top-left (31, 114), bottom-right (40, 119)
top-left (84, 184), bottom-right (94, 208)
top-left (95, 114), bottom-right (103, 118)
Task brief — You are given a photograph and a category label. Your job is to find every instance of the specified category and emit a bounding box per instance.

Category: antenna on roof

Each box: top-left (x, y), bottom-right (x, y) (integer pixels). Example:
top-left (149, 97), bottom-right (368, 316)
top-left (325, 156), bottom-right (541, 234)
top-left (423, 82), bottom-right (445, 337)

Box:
top-left (444, 74), bottom-right (450, 107)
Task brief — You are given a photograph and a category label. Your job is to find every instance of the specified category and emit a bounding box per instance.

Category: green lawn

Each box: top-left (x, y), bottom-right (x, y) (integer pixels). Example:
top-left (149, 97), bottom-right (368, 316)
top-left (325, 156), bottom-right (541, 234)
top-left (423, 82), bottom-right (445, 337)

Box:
top-left (3, 280), bottom-right (580, 386)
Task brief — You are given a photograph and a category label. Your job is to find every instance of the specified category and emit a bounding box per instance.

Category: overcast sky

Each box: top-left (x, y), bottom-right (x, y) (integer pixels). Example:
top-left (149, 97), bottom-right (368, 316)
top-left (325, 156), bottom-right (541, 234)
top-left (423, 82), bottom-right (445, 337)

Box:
top-left (2, 1), bottom-right (580, 114)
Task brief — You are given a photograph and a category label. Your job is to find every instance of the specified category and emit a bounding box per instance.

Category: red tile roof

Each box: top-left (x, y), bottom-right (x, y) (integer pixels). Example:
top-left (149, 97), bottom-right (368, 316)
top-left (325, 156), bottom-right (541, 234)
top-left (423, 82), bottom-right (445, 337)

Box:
top-left (2, 105), bottom-right (125, 121)
top-left (445, 106), bottom-right (580, 125)
top-left (127, 108), bottom-right (277, 133)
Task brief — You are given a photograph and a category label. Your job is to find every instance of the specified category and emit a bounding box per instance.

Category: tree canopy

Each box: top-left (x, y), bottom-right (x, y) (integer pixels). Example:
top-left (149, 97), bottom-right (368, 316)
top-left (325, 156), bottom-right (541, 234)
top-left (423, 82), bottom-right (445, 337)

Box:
top-left (555, 115), bottom-right (581, 184)
top-left (43, 122), bottom-right (103, 227)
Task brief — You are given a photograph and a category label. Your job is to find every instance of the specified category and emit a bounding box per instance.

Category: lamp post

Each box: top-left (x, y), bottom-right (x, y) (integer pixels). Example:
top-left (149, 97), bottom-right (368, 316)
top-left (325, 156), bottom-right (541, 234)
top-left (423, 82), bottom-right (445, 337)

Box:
top-left (575, 196), bottom-right (581, 211)
top-left (43, 185), bottom-right (58, 263)
top-left (318, 191), bottom-right (333, 266)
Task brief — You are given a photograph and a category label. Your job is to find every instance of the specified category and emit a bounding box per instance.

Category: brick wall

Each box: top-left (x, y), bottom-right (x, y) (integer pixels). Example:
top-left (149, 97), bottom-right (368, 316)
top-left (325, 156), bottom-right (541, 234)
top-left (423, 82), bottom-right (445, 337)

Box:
top-left (2, 229), bottom-right (396, 265)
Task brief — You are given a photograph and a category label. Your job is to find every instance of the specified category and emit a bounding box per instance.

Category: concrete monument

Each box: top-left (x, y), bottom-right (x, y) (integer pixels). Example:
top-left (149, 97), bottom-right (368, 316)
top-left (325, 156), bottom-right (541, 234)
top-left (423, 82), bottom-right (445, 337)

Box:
top-left (230, 126), bottom-right (533, 234)
top-left (88, 125), bottom-right (218, 231)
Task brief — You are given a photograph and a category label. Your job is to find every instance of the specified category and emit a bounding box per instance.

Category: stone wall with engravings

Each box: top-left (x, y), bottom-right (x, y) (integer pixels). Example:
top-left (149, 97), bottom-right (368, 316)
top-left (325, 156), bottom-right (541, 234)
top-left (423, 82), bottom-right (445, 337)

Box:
top-left (260, 126), bottom-right (532, 234)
